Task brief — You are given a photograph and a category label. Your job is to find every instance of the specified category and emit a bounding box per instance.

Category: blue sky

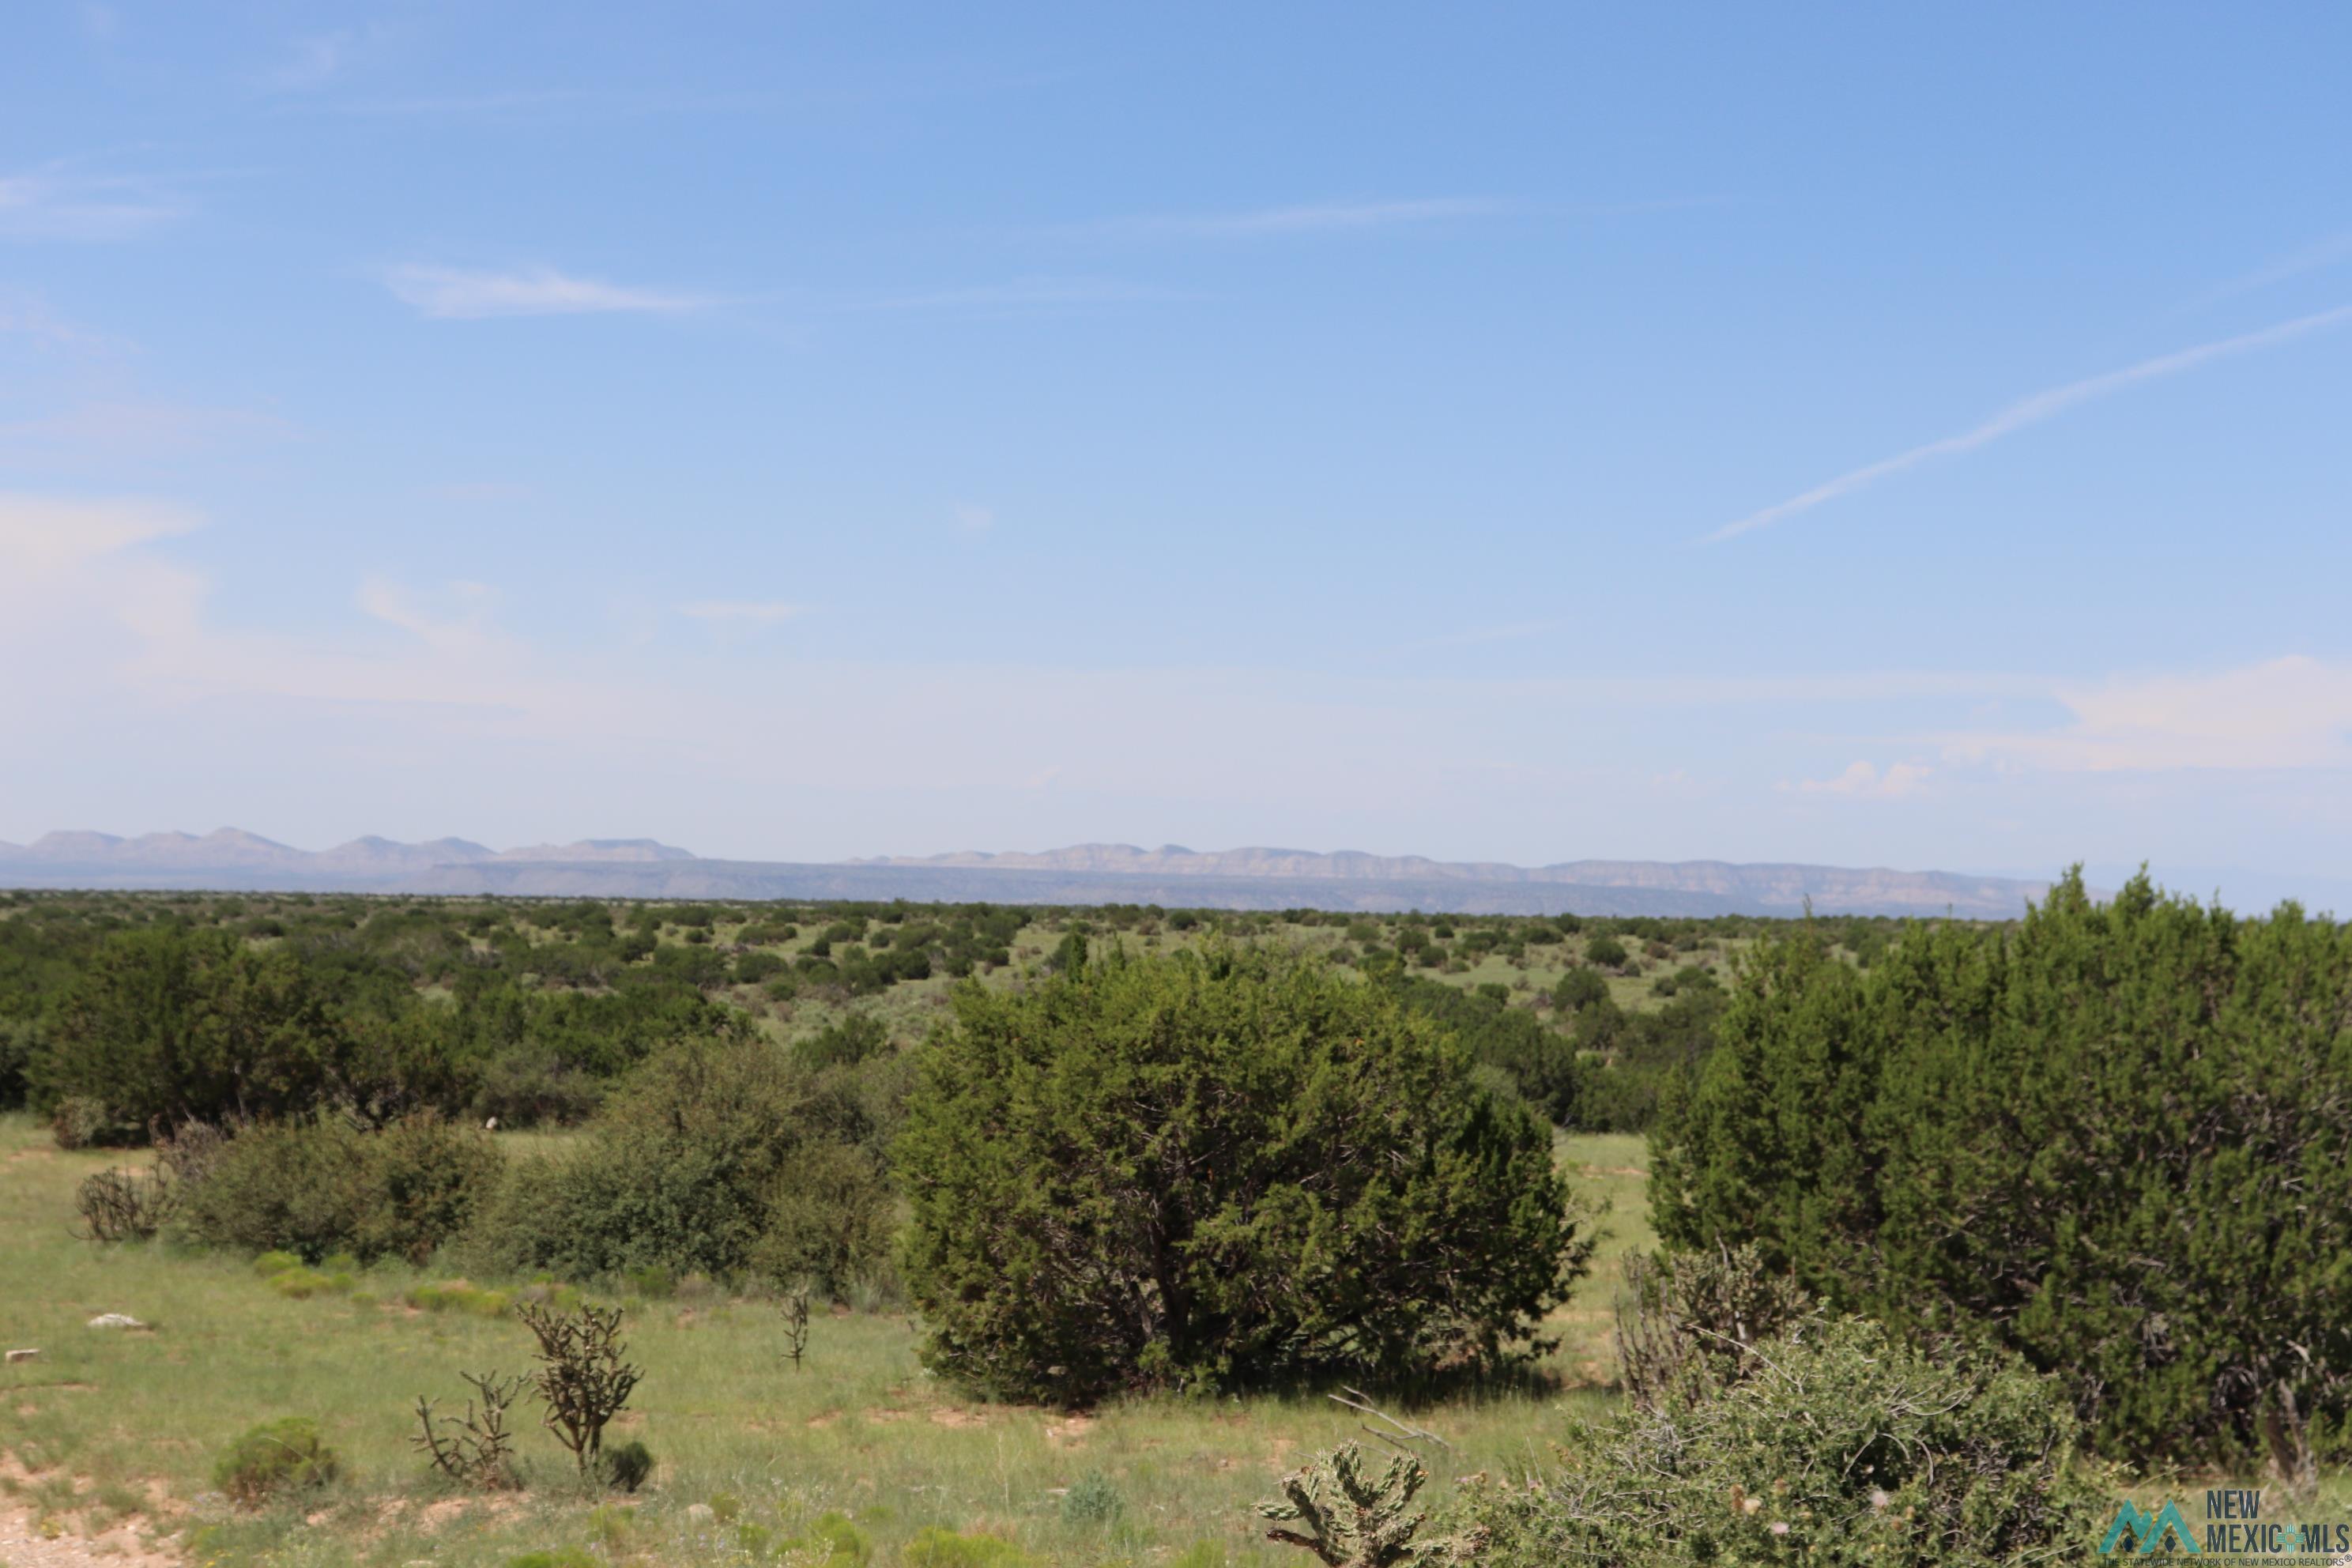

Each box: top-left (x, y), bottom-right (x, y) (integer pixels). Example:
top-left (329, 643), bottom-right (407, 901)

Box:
top-left (3, 2), bottom-right (2349, 903)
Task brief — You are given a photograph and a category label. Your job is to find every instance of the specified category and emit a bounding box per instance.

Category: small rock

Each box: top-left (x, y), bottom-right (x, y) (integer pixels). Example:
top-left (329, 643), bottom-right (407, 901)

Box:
top-left (87, 1312), bottom-right (147, 1330)
top-left (5, 1348), bottom-right (40, 1363)
top-left (685, 1503), bottom-right (716, 1525)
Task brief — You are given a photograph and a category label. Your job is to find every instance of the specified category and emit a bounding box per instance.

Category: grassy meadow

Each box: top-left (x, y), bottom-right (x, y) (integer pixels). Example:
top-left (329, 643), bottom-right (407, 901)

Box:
top-left (0, 1114), bottom-right (1648, 1568)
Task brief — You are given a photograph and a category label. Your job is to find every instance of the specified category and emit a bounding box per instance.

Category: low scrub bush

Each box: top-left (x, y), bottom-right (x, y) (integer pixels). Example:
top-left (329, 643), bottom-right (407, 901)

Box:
top-left (899, 944), bottom-right (1590, 1402)
top-left (175, 1111), bottom-right (503, 1264)
top-left (1465, 1318), bottom-right (2105, 1568)
top-left (49, 1095), bottom-right (111, 1150)
top-left (750, 1140), bottom-right (899, 1298)
top-left (902, 1527), bottom-right (1035, 1568)
top-left (213, 1417), bottom-right (341, 1505)
top-left (780, 1510), bottom-right (871, 1567)
top-left (266, 1265), bottom-right (355, 1299)
top-left (1615, 1242), bottom-right (1814, 1411)
top-left (74, 1162), bottom-right (179, 1242)
top-left (405, 1280), bottom-right (512, 1317)
top-left (1061, 1470), bottom-right (1125, 1525)
top-left (467, 1037), bottom-right (893, 1292)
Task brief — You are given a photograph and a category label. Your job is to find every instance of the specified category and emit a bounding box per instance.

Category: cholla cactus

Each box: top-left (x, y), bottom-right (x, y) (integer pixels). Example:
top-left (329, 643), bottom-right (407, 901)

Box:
top-left (1258, 1442), bottom-right (1475, 1568)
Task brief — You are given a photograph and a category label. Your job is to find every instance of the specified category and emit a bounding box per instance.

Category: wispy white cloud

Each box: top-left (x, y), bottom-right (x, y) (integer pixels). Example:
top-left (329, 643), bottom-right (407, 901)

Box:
top-left (1707, 303), bottom-right (2352, 542)
top-left (0, 401), bottom-right (289, 463)
top-left (1787, 760), bottom-right (1932, 799)
top-left (0, 168), bottom-right (183, 240)
top-left (1081, 197), bottom-right (1504, 240)
top-left (0, 492), bottom-right (200, 578)
top-left (2180, 230), bottom-right (2352, 312)
top-left (677, 600), bottom-right (808, 624)
top-left (949, 503), bottom-right (996, 533)
top-left (358, 576), bottom-right (497, 657)
top-left (0, 296), bottom-right (112, 351)
top-left (1941, 656), bottom-right (2352, 774)
top-left (384, 265), bottom-right (710, 320)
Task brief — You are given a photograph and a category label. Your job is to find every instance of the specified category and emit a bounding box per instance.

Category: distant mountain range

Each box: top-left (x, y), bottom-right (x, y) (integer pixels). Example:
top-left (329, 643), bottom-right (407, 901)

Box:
top-left (0, 829), bottom-right (693, 878)
top-left (0, 828), bottom-right (2065, 918)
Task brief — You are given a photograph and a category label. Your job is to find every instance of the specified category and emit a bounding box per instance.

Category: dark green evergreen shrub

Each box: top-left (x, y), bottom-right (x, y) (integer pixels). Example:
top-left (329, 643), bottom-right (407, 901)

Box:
top-left (1574, 984), bottom-right (1728, 1133)
top-left (790, 1012), bottom-right (888, 1071)
top-left (733, 951), bottom-right (786, 984)
top-left (1651, 869), bottom-right (2352, 1465)
top-left (1582, 935), bottom-right (1629, 969)
top-left (1463, 1318), bottom-right (2106, 1568)
top-left (469, 1051), bottom-right (604, 1127)
top-left (32, 928), bottom-right (348, 1138)
top-left (898, 944), bottom-right (1590, 1403)
top-left (1386, 973), bottom-right (1583, 1126)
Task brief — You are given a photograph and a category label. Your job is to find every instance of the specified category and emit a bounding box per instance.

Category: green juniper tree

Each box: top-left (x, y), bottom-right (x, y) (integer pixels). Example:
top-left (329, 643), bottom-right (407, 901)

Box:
top-left (1652, 868), bottom-right (2352, 1466)
top-left (897, 943), bottom-right (1590, 1403)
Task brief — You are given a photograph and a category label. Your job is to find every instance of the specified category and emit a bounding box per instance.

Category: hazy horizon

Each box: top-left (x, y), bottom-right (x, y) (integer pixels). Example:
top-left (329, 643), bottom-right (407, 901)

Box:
top-left (5, 824), bottom-right (2348, 920)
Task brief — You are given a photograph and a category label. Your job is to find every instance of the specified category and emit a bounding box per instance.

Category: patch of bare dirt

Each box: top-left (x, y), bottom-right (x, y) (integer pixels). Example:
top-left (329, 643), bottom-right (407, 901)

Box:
top-left (0, 1453), bottom-right (179, 1568)
top-left (1042, 1414), bottom-right (1095, 1446)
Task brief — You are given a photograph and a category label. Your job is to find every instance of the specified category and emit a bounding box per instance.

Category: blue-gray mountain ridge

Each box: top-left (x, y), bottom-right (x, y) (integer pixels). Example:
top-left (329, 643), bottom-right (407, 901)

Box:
top-left (0, 828), bottom-right (2062, 918)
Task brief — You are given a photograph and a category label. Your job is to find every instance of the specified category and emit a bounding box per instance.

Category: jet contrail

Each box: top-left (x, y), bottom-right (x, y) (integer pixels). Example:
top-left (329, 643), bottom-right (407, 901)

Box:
top-left (1706, 302), bottom-right (2352, 543)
